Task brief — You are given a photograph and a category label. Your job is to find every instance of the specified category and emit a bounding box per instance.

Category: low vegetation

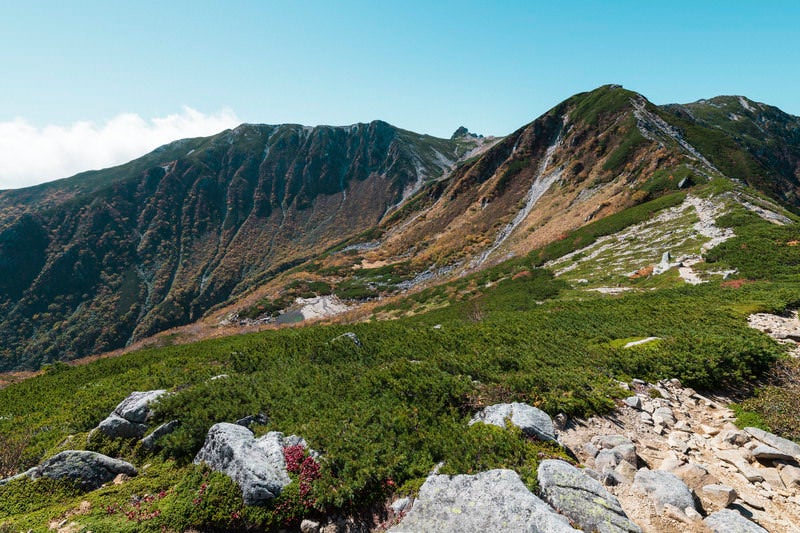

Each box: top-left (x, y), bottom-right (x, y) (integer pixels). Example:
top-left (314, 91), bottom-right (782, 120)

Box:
top-left (1, 190), bottom-right (799, 529)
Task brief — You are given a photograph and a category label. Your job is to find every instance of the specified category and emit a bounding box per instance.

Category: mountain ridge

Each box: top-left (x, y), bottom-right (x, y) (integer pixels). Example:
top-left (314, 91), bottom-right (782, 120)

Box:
top-left (1, 84), bottom-right (799, 371)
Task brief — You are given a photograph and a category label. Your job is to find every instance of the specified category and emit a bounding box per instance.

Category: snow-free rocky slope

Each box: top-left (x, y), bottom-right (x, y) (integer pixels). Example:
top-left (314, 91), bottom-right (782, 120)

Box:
top-left (1, 85), bottom-right (800, 532)
top-left (1, 85), bottom-right (799, 371)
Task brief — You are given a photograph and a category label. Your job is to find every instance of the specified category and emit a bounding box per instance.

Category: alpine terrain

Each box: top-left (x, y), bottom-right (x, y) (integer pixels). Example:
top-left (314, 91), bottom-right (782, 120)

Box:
top-left (1, 85), bottom-right (799, 532)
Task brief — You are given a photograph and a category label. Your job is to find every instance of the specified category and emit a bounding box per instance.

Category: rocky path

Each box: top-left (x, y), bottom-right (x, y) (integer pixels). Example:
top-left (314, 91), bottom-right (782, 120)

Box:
top-left (560, 379), bottom-right (800, 532)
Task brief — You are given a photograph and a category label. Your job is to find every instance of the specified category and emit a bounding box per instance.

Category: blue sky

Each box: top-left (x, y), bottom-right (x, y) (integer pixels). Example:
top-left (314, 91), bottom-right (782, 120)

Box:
top-left (1, 1), bottom-right (798, 187)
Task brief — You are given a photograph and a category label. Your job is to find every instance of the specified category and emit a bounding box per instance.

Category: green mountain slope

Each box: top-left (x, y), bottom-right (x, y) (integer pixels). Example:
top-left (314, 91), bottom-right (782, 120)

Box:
top-left (0, 175), bottom-right (798, 530)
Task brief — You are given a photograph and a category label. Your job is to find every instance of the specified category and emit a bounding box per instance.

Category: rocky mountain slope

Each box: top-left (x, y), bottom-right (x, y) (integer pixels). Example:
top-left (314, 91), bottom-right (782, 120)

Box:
top-left (0, 122), bottom-right (481, 370)
top-left (0, 84), bottom-right (798, 373)
top-left (1, 83), bottom-right (800, 530)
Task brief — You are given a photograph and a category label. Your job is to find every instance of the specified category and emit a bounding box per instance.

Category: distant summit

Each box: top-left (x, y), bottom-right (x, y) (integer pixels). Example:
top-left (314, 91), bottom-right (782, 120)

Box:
top-left (451, 126), bottom-right (483, 140)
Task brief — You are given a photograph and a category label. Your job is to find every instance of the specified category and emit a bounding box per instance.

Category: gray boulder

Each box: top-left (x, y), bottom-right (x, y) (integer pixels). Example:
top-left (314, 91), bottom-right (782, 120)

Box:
top-left (469, 402), bottom-right (556, 442)
top-left (97, 413), bottom-right (148, 439)
top-left (389, 469), bottom-right (578, 532)
top-left (193, 423), bottom-right (292, 505)
top-left (97, 390), bottom-right (167, 439)
top-left (114, 390), bottom-right (167, 423)
top-left (751, 444), bottom-right (795, 462)
top-left (704, 509), bottom-right (768, 533)
top-left (538, 459), bottom-right (641, 533)
top-left (632, 468), bottom-right (695, 514)
top-left (745, 427), bottom-right (800, 460)
top-left (652, 407), bottom-right (676, 427)
top-left (591, 435), bottom-right (637, 473)
top-left (34, 450), bottom-right (137, 491)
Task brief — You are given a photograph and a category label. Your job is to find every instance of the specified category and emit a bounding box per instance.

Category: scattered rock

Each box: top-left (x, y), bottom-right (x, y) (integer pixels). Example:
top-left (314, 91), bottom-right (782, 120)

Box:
top-left (632, 468), bottom-right (695, 514)
top-left (193, 423), bottom-right (292, 505)
top-left (704, 509), bottom-right (768, 532)
top-left (699, 484), bottom-right (738, 512)
top-left (96, 414), bottom-right (148, 439)
top-left (652, 407), bottom-right (676, 428)
top-left (779, 464), bottom-right (800, 489)
top-left (760, 467), bottom-right (785, 490)
top-left (752, 445), bottom-right (794, 463)
top-left (538, 459), bottom-right (642, 532)
top-left (97, 390), bottom-right (167, 439)
top-left (388, 469), bottom-right (578, 532)
top-left (745, 428), bottom-right (800, 461)
top-left (718, 450), bottom-right (764, 483)
top-left (469, 402), bottom-right (555, 442)
top-left (33, 451), bottom-right (137, 491)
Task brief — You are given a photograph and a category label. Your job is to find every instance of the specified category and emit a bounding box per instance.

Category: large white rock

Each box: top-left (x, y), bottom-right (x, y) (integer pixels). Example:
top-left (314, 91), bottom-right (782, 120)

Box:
top-left (469, 402), bottom-right (556, 441)
top-left (193, 423), bottom-right (292, 505)
top-left (389, 469), bottom-right (578, 532)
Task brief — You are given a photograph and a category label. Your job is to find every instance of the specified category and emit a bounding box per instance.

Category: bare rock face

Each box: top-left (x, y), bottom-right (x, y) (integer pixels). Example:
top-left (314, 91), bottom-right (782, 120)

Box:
top-left (193, 423), bottom-right (292, 506)
top-left (469, 402), bottom-right (556, 442)
top-left (389, 469), bottom-right (579, 532)
top-left (538, 459), bottom-right (642, 533)
top-left (97, 390), bottom-right (167, 439)
top-left (31, 451), bottom-right (137, 491)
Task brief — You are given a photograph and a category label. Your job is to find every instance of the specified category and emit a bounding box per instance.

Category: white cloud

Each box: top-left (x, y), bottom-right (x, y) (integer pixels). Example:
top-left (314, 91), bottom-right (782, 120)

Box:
top-left (0, 107), bottom-right (241, 189)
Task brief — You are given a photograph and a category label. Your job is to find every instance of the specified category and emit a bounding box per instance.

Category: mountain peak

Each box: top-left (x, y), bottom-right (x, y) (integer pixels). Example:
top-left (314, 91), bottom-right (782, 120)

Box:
top-left (451, 126), bottom-right (483, 140)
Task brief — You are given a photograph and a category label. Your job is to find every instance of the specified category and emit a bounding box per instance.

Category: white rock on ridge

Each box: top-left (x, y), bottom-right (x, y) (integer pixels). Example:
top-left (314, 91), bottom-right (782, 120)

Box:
top-left (389, 469), bottom-right (578, 532)
top-left (469, 402), bottom-right (556, 441)
top-left (193, 423), bottom-right (292, 505)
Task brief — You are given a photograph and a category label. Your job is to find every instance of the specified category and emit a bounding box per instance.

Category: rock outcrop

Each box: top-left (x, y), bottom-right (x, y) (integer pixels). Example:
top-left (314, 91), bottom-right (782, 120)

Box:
top-left (0, 451), bottom-right (137, 491)
top-left (193, 423), bottom-right (294, 505)
top-left (97, 390), bottom-right (167, 439)
top-left (469, 402), bottom-right (556, 442)
top-left (388, 469), bottom-right (578, 532)
top-left (538, 459), bottom-right (641, 533)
